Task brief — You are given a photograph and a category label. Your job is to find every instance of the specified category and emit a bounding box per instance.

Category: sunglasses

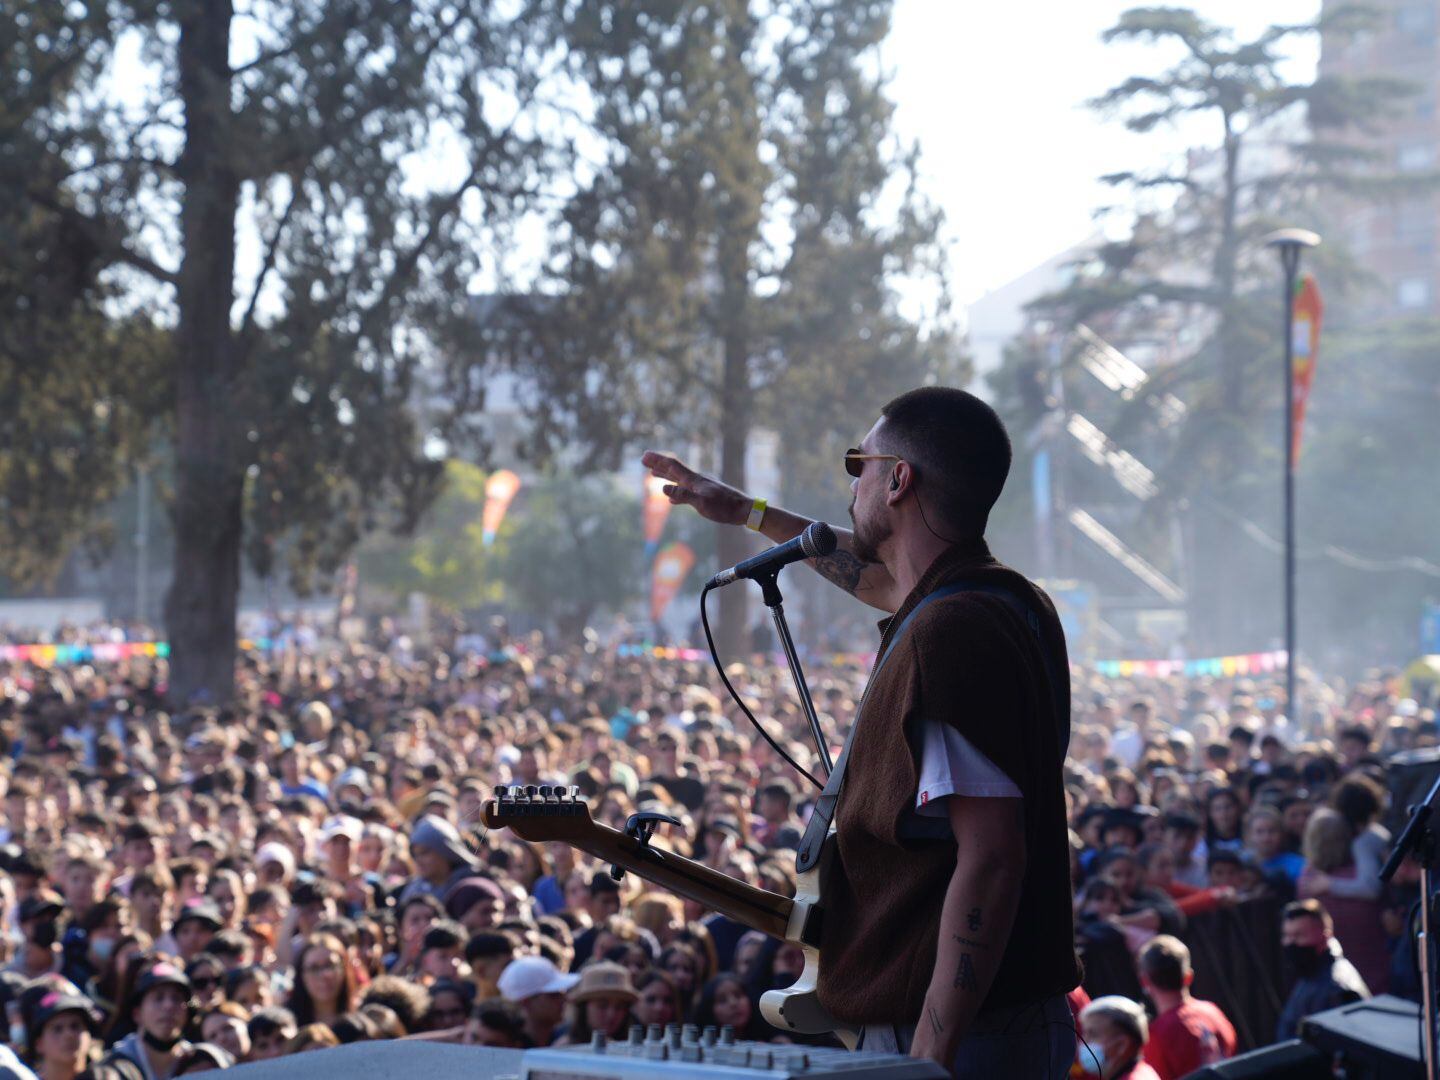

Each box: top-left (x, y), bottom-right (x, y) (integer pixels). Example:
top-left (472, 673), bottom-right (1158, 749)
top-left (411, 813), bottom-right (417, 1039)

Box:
top-left (844, 448), bottom-right (901, 479)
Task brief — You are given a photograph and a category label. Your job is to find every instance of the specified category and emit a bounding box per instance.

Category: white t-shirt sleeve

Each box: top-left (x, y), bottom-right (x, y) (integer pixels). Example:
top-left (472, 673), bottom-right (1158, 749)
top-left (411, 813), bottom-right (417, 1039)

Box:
top-left (915, 719), bottom-right (1021, 816)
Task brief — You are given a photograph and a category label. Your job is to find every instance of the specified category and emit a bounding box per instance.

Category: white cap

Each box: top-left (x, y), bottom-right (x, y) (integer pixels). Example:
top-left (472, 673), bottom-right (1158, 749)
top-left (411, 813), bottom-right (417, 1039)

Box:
top-left (497, 956), bottom-right (580, 1002)
top-left (256, 842), bottom-right (296, 876)
top-left (321, 815), bottom-right (363, 843)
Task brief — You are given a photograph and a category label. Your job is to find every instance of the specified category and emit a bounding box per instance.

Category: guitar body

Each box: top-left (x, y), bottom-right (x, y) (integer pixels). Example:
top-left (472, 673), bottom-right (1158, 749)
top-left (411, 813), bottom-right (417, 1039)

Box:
top-left (483, 788), bottom-right (857, 1049)
top-left (759, 837), bottom-right (859, 1050)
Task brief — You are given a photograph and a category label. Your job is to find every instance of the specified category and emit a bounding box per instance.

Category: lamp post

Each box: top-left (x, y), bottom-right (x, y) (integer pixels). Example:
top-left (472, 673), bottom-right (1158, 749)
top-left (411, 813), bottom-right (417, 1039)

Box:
top-left (1263, 227), bottom-right (1320, 727)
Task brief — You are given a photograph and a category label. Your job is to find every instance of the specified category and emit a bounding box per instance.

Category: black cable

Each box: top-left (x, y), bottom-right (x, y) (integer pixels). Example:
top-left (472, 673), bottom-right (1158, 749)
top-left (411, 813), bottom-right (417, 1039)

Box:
top-left (700, 583), bottom-right (823, 791)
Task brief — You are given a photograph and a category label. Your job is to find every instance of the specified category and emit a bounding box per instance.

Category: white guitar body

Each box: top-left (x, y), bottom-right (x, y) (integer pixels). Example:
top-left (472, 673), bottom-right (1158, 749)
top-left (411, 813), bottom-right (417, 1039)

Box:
top-left (759, 832), bottom-right (860, 1050)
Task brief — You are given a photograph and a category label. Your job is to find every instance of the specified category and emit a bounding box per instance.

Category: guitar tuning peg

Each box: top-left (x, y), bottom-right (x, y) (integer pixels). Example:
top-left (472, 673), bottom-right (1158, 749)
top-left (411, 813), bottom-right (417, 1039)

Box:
top-left (524, 784), bottom-right (539, 801)
top-left (538, 785), bottom-right (553, 800)
top-left (493, 785), bottom-right (508, 801)
top-left (568, 785), bottom-right (580, 801)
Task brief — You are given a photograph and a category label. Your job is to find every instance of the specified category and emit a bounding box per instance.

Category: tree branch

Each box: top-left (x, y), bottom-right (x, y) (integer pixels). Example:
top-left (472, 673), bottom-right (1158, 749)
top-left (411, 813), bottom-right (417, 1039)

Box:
top-left (237, 178), bottom-right (300, 344)
top-left (26, 189), bottom-right (178, 287)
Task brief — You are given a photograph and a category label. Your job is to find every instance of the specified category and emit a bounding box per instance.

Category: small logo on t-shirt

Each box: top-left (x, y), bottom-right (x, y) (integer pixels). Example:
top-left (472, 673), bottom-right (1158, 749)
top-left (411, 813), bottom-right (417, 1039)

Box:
top-left (920, 791), bottom-right (930, 805)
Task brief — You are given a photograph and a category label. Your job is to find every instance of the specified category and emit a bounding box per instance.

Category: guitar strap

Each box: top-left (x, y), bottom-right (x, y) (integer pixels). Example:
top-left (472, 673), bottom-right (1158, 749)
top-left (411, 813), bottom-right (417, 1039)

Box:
top-left (794, 579), bottom-right (1066, 874)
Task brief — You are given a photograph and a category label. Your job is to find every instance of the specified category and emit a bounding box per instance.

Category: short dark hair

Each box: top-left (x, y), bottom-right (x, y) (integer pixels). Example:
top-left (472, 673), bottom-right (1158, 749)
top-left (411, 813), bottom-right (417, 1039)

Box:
top-left (1137, 935), bottom-right (1191, 991)
top-left (589, 871), bottom-right (621, 897)
top-left (248, 1006), bottom-right (297, 1041)
top-left (1283, 898), bottom-right (1333, 933)
top-left (878, 387), bottom-right (1012, 537)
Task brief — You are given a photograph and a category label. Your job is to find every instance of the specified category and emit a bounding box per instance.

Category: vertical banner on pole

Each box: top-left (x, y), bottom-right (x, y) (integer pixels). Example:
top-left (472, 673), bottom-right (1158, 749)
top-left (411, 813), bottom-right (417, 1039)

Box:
top-left (650, 542), bottom-right (695, 623)
top-left (1290, 274), bottom-right (1323, 465)
top-left (481, 470), bottom-right (522, 547)
top-left (643, 475), bottom-right (672, 559)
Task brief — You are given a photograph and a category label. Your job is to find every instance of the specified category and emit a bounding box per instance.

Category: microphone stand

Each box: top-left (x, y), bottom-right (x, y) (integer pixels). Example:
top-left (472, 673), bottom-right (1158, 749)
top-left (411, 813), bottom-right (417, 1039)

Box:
top-left (1380, 767), bottom-right (1440, 1080)
top-left (754, 569), bottom-right (834, 776)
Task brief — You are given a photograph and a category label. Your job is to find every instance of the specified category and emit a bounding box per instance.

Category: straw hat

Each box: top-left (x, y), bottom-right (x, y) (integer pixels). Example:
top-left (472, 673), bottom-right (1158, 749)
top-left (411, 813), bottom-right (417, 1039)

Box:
top-left (568, 962), bottom-right (638, 1004)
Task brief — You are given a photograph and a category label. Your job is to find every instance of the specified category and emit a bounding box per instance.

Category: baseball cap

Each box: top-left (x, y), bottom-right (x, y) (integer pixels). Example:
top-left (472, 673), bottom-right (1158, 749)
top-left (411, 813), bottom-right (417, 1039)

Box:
top-left (496, 956), bottom-right (580, 1002)
top-left (321, 816), bottom-right (363, 844)
top-left (130, 961), bottom-right (191, 1007)
top-left (173, 898), bottom-right (223, 931)
top-left (256, 842), bottom-right (296, 876)
top-left (335, 768), bottom-right (371, 794)
top-left (27, 988), bottom-right (100, 1042)
top-left (18, 894), bottom-right (65, 923)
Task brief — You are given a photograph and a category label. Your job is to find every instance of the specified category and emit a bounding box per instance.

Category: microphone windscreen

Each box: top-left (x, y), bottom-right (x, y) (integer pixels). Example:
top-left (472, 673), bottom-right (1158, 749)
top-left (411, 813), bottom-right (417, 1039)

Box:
top-left (801, 521), bottom-right (838, 559)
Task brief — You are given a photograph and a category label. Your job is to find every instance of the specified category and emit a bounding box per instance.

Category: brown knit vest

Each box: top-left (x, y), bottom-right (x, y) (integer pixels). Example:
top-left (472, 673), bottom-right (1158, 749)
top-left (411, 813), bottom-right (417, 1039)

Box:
top-left (815, 543), bottom-right (1080, 1025)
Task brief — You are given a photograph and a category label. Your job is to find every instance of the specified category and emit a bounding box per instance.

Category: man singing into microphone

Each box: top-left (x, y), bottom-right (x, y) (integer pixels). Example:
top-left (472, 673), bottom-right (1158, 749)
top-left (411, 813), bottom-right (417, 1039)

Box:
top-left (644, 387), bottom-right (1079, 1078)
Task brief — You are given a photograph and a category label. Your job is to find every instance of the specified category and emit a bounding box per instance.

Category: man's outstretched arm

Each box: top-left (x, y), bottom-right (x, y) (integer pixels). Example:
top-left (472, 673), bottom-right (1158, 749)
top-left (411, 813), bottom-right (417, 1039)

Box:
top-left (642, 450), bottom-right (902, 613)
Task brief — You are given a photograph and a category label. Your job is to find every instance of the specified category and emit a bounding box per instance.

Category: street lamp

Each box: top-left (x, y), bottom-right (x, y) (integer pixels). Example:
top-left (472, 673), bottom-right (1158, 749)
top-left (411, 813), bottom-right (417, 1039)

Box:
top-left (1263, 227), bottom-right (1320, 728)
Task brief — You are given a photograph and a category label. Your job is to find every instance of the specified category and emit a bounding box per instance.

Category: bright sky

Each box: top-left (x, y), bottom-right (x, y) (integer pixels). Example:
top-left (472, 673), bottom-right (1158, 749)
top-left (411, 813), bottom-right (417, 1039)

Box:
top-left (884, 0), bottom-right (1321, 306)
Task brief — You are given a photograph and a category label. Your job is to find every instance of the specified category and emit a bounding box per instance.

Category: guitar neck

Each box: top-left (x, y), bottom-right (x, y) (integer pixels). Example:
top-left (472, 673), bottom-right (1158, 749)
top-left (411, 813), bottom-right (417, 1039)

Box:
top-left (571, 820), bottom-right (793, 940)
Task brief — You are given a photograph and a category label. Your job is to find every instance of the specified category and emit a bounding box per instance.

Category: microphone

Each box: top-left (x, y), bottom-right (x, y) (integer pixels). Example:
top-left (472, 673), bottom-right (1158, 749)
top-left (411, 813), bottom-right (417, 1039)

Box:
top-left (707, 521), bottom-right (837, 589)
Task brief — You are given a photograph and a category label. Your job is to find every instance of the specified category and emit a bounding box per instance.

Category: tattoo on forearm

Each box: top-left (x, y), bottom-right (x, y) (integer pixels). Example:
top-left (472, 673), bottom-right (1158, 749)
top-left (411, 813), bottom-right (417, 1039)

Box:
top-left (953, 953), bottom-right (978, 993)
top-left (812, 550), bottom-right (870, 595)
top-left (967, 907), bottom-right (982, 932)
top-left (927, 1006), bottom-right (944, 1036)
top-left (953, 933), bottom-right (989, 950)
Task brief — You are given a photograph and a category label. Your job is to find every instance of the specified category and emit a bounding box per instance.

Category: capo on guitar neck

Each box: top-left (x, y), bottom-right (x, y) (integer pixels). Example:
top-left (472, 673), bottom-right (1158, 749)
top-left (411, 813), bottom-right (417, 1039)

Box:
top-left (610, 811), bottom-right (683, 882)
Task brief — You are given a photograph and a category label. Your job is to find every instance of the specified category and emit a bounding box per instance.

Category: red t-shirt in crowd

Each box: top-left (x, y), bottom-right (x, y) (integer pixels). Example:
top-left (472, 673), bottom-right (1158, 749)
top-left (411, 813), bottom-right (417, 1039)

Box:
top-left (1145, 998), bottom-right (1237, 1080)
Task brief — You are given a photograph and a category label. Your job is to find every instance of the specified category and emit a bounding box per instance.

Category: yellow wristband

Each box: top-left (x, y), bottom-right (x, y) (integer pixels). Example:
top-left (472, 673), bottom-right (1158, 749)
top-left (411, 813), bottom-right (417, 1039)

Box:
top-left (745, 497), bottom-right (767, 531)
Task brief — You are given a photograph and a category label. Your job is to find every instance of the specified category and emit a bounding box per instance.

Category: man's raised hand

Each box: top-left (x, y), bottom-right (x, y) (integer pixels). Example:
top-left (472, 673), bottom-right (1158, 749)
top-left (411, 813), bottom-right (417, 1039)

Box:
top-left (641, 450), bottom-right (750, 527)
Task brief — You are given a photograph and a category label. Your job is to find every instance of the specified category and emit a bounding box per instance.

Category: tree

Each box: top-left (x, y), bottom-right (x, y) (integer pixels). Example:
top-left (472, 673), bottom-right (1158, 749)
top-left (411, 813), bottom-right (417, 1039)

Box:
top-left (355, 461), bottom-right (504, 613)
top-left (497, 473), bottom-right (645, 640)
top-left (1026, 5), bottom-right (1421, 651)
top-left (515, 0), bottom-right (956, 653)
top-left (2, 1), bottom-right (554, 701)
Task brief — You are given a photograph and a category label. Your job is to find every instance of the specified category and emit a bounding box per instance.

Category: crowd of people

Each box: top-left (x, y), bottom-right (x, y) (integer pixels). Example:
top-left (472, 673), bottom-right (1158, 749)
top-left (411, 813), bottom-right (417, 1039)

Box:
top-left (0, 615), bottom-right (1434, 1080)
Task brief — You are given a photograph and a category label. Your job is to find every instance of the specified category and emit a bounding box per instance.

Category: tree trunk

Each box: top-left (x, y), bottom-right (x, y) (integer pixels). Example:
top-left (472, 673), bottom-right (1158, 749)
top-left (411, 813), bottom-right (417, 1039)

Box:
top-left (716, 324), bottom-right (751, 659)
top-left (165, 0), bottom-right (242, 706)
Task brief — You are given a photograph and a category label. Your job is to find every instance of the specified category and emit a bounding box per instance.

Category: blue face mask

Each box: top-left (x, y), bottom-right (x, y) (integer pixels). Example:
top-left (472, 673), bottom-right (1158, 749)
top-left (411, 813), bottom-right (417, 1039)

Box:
top-left (1079, 1042), bottom-right (1106, 1076)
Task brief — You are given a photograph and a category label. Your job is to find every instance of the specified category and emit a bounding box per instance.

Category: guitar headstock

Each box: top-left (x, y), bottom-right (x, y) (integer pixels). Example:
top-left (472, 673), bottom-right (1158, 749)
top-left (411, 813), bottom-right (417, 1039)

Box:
top-left (483, 784), bottom-right (597, 842)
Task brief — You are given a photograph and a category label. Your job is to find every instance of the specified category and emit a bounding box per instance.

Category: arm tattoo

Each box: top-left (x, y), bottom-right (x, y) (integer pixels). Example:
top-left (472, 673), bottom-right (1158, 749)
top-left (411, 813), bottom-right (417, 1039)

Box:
top-left (952, 933), bottom-right (989, 950)
top-left (953, 953), bottom-right (979, 993)
top-left (927, 1006), bottom-right (944, 1036)
top-left (967, 907), bottom-right (982, 932)
top-left (812, 550), bottom-right (870, 595)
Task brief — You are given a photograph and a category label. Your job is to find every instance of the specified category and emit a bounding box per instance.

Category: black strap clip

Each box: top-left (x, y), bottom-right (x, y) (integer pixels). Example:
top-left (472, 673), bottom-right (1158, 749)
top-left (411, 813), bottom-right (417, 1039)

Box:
top-left (610, 811), bottom-right (682, 881)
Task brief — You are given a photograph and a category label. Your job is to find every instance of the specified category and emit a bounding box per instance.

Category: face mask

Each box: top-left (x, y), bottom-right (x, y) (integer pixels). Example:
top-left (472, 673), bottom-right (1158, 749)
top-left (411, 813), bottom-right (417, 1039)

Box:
top-left (1283, 943), bottom-right (1324, 979)
top-left (91, 936), bottom-right (117, 962)
top-left (143, 1030), bottom-right (183, 1053)
top-left (1078, 1041), bottom-right (1106, 1075)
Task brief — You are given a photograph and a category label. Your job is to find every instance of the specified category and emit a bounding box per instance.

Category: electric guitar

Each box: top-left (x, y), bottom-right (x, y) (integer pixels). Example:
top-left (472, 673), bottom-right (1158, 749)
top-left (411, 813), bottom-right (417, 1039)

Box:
top-left (483, 784), bottom-right (856, 1048)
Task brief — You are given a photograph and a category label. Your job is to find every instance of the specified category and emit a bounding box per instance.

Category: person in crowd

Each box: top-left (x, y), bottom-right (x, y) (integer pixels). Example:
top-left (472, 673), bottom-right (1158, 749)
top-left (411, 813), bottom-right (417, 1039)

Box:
top-left (1136, 936), bottom-right (1236, 1080)
top-left (497, 956), bottom-right (579, 1048)
top-left (199, 1005), bottom-right (251, 1063)
top-left (24, 987), bottom-right (100, 1080)
top-left (694, 973), bottom-right (764, 1041)
top-left (1276, 900), bottom-right (1370, 1041)
top-left (1203, 790), bottom-right (1245, 855)
top-left (557, 962), bottom-right (638, 1045)
top-left (1298, 808), bottom-right (1390, 995)
top-left (1242, 806), bottom-right (1304, 893)
top-left (99, 961), bottom-right (195, 1079)
top-left (633, 970), bottom-right (683, 1030)
top-left (1079, 995), bottom-right (1162, 1080)
top-left (288, 933), bottom-right (356, 1026)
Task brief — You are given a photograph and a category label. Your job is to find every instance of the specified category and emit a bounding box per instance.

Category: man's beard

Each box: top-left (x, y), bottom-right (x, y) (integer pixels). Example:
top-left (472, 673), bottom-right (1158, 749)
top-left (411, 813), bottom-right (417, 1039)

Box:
top-left (849, 498), bottom-right (891, 565)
